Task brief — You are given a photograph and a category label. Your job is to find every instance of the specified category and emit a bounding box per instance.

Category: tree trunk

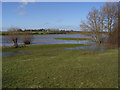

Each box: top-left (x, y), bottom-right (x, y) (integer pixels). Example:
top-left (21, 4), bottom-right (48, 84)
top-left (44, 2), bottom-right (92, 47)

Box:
top-left (13, 38), bottom-right (18, 48)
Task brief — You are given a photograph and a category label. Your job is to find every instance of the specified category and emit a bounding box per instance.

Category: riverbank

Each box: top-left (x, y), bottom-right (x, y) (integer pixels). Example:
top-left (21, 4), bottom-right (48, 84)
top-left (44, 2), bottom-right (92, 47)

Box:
top-left (2, 44), bottom-right (118, 88)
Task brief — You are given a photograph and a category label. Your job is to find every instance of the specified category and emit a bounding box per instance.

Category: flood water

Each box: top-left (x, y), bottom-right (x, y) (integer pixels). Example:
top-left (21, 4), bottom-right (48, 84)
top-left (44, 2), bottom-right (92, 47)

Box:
top-left (2, 34), bottom-right (106, 57)
top-left (2, 34), bottom-right (91, 46)
top-left (1, 51), bottom-right (31, 57)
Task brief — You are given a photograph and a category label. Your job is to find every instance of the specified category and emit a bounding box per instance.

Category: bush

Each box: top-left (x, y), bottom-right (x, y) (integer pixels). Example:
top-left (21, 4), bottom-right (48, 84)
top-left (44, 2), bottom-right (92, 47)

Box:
top-left (21, 31), bottom-right (33, 45)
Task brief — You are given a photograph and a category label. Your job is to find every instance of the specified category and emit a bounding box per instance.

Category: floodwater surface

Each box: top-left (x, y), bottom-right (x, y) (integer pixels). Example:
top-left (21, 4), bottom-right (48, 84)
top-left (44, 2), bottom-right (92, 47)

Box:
top-left (2, 34), bottom-right (106, 57)
top-left (2, 34), bottom-right (91, 46)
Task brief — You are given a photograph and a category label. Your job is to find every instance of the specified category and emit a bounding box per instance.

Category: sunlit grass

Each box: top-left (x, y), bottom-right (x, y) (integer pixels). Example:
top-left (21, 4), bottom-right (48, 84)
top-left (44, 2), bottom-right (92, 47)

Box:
top-left (2, 44), bottom-right (118, 88)
top-left (54, 38), bottom-right (91, 40)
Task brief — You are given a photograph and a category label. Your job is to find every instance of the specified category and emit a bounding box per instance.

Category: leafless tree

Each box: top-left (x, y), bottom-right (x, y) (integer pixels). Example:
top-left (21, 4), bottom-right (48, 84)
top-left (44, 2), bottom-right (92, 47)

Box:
top-left (102, 2), bottom-right (118, 33)
top-left (80, 8), bottom-right (103, 44)
top-left (6, 28), bottom-right (34, 47)
top-left (7, 27), bottom-right (20, 48)
top-left (80, 2), bottom-right (118, 44)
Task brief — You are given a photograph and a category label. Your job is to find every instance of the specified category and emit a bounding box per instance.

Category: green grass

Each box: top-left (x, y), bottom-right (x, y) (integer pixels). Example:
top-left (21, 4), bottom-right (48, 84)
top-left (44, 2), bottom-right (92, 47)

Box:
top-left (54, 38), bottom-right (91, 40)
top-left (2, 44), bottom-right (118, 88)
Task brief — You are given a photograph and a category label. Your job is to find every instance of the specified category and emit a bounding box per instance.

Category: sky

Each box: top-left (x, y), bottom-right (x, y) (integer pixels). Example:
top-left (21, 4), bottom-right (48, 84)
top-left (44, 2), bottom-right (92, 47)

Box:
top-left (2, 2), bottom-right (106, 31)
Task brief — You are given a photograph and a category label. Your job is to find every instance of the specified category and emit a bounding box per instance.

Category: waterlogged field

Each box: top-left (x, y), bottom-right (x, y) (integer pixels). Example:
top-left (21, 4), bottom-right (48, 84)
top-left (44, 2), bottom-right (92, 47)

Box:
top-left (2, 44), bottom-right (118, 88)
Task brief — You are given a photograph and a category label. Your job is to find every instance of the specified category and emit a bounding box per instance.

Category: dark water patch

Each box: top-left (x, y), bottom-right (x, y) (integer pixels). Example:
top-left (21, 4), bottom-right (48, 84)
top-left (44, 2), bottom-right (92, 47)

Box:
top-left (84, 44), bottom-right (105, 52)
top-left (82, 52), bottom-right (99, 55)
top-left (44, 54), bottom-right (53, 57)
top-left (2, 51), bottom-right (32, 57)
top-left (64, 44), bottom-right (105, 52)
top-left (16, 51), bottom-right (25, 54)
top-left (65, 47), bottom-right (84, 50)
top-left (2, 52), bottom-right (14, 57)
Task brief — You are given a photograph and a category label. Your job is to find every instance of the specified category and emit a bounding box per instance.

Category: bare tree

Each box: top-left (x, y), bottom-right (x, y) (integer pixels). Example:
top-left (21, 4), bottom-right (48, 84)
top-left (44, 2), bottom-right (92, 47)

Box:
top-left (80, 8), bottom-right (103, 44)
top-left (102, 2), bottom-right (118, 33)
top-left (80, 2), bottom-right (118, 44)
top-left (6, 27), bottom-right (34, 47)
top-left (7, 27), bottom-right (20, 48)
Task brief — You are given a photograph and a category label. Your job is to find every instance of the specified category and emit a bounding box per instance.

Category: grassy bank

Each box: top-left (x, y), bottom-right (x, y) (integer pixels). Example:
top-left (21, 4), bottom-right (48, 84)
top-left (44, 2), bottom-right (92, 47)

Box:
top-left (54, 38), bottom-right (91, 40)
top-left (2, 44), bottom-right (118, 88)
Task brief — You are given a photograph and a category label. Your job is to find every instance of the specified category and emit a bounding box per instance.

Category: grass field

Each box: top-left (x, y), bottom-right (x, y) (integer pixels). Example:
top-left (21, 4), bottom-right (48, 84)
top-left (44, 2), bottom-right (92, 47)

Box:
top-left (2, 44), bottom-right (118, 88)
top-left (54, 38), bottom-right (91, 40)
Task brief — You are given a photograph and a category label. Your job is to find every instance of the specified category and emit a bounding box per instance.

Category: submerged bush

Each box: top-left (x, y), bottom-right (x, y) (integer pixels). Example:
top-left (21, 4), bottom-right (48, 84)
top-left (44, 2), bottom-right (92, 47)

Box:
top-left (21, 31), bottom-right (33, 45)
